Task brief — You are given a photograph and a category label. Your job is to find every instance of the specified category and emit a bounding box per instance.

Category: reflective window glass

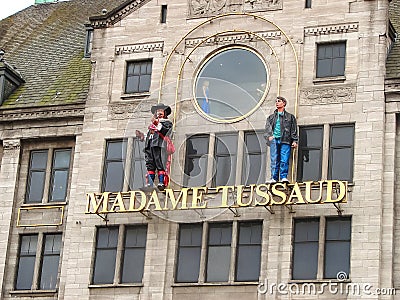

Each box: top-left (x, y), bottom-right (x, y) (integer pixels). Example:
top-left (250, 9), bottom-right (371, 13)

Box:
top-left (297, 127), bottom-right (323, 181)
top-left (40, 234), bottom-right (62, 290)
top-left (328, 125), bottom-right (354, 181)
top-left (126, 60), bottom-right (152, 93)
top-left (184, 135), bottom-right (209, 187)
top-left (195, 48), bottom-right (268, 121)
top-left (93, 227), bottom-right (118, 284)
top-left (16, 235), bottom-right (38, 290)
top-left (316, 42), bottom-right (346, 78)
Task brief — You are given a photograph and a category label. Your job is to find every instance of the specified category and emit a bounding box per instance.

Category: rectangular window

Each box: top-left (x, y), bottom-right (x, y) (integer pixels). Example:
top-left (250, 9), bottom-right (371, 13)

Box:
top-left (214, 134), bottom-right (238, 186)
top-left (305, 0), bottom-right (311, 8)
top-left (160, 5), bottom-right (167, 23)
top-left (316, 42), bottom-right (346, 78)
top-left (92, 225), bottom-right (147, 285)
top-left (16, 235), bottom-right (38, 290)
top-left (39, 234), bottom-right (62, 290)
top-left (235, 222), bottom-right (262, 282)
top-left (128, 139), bottom-right (146, 190)
top-left (292, 219), bottom-right (319, 280)
top-left (292, 217), bottom-right (352, 280)
top-left (93, 227), bottom-right (119, 284)
top-left (184, 135), bottom-right (209, 187)
top-left (84, 27), bottom-right (93, 58)
top-left (324, 217), bottom-right (351, 279)
top-left (242, 132), bottom-right (266, 185)
top-left (297, 126), bottom-right (323, 181)
top-left (121, 226), bottom-right (147, 283)
top-left (176, 221), bottom-right (263, 284)
top-left (206, 223), bottom-right (232, 282)
top-left (102, 138), bottom-right (146, 192)
top-left (26, 150), bottom-right (48, 203)
top-left (176, 224), bottom-right (203, 283)
top-left (125, 60), bottom-right (152, 94)
top-left (25, 148), bottom-right (72, 203)
top-left (15, 233), bottom-right (63, 291)
top-left (328, 124), bottom-right (354, 182)
top-left (102, 140), bottom-right (127, 192)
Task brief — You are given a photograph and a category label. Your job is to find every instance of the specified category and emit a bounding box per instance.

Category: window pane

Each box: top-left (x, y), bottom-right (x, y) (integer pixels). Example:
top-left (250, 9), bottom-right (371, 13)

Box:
top-left (300, 128), bottom-right (323, 148)
top-left (176, 247), bottom-right (201, 282)
top-left (43, 234), bottom-right (62, 254)
top-left (332, 57), bottom-right (345, 76)
top-left (93, 249), bottom-right (117, 284)
top-left (31, 151), bottom-right (48, 169)
top-left (93, 227), bottom-right (118, 284)
top-left (292, 219), bottom-right (319, 280)
top-left (331, 126), bottom-right (354, 146)
top-left (243, 153), bottom-right (265, 185)
top-left (326, 218), bottom-right (351, 240)
top-left (125, 226), bottom-right (147, 247)
top-left (330, 148), bottom-right (352, 181)
top-left (104, 161), bottom-right (124, 192)
top-left (16, 256), bottom-right (36, 290)
top-left (236, 222), bottom-right (262, 281)
top-left (121, 248), bottom-right (145, 283)
top-left (126, 76), bottom-right (139, 93)
top-left (40, 255), bottom-right (60, 290)
top-left (292, 242), bottom-right (319, 280)
top-left (106, 141), bottom-right (126, 160)
top-left (215, 155), bottom-right (236, 186)
top-left (184, 135), bottom-right (209, 187)
top-left (130, 160), bottom-right (146, 189)
top-left (138, 74), bottom-right (151, 92)
top-left (236, 245), bottom-right (261, 281)
top-left (317, 42), bottom-right (346, 78)
top-left (216, 135), bottom-right (237, 155)
top-left (50, 170), bottom-right (68, 201)
top-left (317, 59), bottom-right (331, 78)
top-left (53, 150), bottom-right (71, 168)
top-left (206, 246), bottom-right (231, 282)
top-left (209, 224), bottom-right (232, 245)
top-left (126, 61), bottom-right (152, 93)
top-left (176, 224), bottom-right (203, 283)
top-left (27, 171), bottom-right (46, 202)
top-left (299, 149), bottom-right (322, 181)
top-left (16, 235), bottom-right (37, 290)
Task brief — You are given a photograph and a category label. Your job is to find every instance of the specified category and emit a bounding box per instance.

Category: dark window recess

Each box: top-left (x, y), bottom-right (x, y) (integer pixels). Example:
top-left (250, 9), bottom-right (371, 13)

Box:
top-left (84, 27), bottom-right (93, 58)
top-left (184, 135), bottom-right (209, 187)
top-left (292, 219), bottom-right (320, 280)
top-left (297, 126), bottom-right (323, 182)
top-left (242, 132), bottom-right (266, 185)
top-left (50, 149), bottom-right (72, 201)
top-left (176, 224), bottom-right (203, 283)
top-left (121, 226), bottom-right (147, 283)
top-left (0, 52), bottom-right (25, 104)
top-left (316, 42), bottom-right (346, 78)
top-left (214, 134), bottom-right (238, 186)
top-left (39, 234), bottom-right (62, 290)
top-left (125, 60), bottom-right (152, 94)
top-left (160, 5), bottom-right (167, 23)
top-left (328, 124), bottom-right (354, 182)
top-left (305, 0), bottom-right (311, 8)
top-left (102, 140), bottom-right (127, 192)
top-left (26, 150), bottom-right (48, 203)
top-left (128, 139), bottom-right (146, 190)
top-left (92, 227), bottom-right (119, 284)
top-left (235, 222), bottom-right (262, 282)
top-left (206, 223), bottom-right (232, 282)
top-left (324, 217), bottom-right (351, 279)
top-left (15, 235), bottom-right (38, 290)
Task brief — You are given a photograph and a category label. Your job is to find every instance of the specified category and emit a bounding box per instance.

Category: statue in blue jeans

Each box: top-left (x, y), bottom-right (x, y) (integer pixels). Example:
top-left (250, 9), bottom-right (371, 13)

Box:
top-left (264, 96), bottom-right (298, 183)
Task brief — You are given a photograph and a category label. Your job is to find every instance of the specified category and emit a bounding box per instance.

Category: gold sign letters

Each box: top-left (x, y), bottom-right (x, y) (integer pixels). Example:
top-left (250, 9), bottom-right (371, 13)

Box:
top-left (85, 180), bottom-right (347, 214)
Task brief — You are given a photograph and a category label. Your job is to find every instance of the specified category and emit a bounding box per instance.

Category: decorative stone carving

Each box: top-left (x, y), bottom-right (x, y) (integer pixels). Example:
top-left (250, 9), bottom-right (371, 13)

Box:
top-left (300, 86), bottom-right (356, 105)
top-left (115, 41), bottom-right (164, 55)
top-left (0, 106), bottom-right (84, 122)
top-left (188, 0), bottom-right (282, 18)
top-left (108, 100), bottom-right (156, 120)
top-left (185, 30), bottom-right (281, 48)
top-left (304, 23), bottom-right (359, 36)
top-left (3, 139), bottom-right (21, 151)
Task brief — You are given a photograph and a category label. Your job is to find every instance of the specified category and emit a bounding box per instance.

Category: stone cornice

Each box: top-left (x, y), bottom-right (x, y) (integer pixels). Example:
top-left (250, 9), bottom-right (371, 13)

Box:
top-left (115, 41), bottom-right (164, 55)
top-left (0, 104), bottom-right (85, 122)
top-left (304, 23), bottom-right (359, 36)
top-left (90, 0), bottom-right (152, 28)
top-left (300, 85), bottom-right (356, 105)
top-left (185, 30), bottom-right (281, 48)
top-left (3, 139), bottom-right (20, 151)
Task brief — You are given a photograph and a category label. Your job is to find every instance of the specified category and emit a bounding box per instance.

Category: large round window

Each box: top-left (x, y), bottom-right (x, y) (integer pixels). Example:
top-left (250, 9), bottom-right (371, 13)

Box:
top-left (194, 47), bottom-right (269, 122)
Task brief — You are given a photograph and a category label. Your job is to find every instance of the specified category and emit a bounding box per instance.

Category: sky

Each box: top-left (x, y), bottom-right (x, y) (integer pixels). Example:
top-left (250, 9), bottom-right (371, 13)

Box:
top-left (0, 0), bottom-right (34, 20)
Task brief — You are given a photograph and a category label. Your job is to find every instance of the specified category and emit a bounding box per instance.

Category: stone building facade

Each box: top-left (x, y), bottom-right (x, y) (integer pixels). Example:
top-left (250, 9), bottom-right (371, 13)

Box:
top-left (0, 0), bottom-right (400, 299)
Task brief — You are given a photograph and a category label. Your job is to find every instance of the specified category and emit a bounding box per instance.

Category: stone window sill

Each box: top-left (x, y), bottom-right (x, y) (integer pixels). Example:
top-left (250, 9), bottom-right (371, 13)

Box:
top-left (313, 76), bottom-right (346, 84)
top-left (10, 290), bottom-right (57, 297)
top-left (88, 283), bottom-right (143, 289)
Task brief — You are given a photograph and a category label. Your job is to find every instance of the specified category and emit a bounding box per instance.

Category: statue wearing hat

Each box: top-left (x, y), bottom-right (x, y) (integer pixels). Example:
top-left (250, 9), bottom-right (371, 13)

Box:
top-left (136, 103), bottom-right (173, 190)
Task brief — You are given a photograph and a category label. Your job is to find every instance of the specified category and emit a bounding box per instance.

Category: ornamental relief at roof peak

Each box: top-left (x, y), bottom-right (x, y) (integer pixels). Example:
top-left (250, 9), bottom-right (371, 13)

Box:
top-left (188, 0), bottom-right (282, 18)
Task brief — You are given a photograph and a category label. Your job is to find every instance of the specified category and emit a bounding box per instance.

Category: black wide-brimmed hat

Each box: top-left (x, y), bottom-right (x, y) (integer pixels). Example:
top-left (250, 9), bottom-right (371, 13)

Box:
top-left (151, 103), bottom-right (172, 116)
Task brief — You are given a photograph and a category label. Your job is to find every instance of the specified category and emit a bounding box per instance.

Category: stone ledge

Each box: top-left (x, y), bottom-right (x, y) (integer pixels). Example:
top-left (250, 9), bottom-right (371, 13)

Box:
top-left (304, 22), bottom-right (359, 36)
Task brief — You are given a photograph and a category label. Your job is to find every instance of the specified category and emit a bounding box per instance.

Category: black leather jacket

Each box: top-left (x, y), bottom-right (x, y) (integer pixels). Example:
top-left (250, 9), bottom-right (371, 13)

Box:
top-left (264, 109), bottom-right (298, 146)
top-left (145, 119), bottom-right (173, 148)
